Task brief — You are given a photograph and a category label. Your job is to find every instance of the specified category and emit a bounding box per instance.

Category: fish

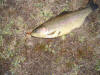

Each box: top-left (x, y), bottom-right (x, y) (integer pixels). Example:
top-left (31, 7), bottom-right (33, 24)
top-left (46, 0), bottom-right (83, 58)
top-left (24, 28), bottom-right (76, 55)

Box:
top-left (31, 0), bottom-right (98, 38)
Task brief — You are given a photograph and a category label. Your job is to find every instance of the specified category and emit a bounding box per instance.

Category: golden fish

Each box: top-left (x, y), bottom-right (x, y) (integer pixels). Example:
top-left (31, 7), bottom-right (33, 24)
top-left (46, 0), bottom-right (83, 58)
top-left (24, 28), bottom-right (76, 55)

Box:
top-left (31, 0), bottom-right (98, 38)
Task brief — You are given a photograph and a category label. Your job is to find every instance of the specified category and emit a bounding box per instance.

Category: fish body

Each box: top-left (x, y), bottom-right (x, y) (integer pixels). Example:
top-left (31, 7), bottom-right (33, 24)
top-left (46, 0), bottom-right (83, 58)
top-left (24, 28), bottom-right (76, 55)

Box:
top-left (31, 0), bottom-right (98, 38)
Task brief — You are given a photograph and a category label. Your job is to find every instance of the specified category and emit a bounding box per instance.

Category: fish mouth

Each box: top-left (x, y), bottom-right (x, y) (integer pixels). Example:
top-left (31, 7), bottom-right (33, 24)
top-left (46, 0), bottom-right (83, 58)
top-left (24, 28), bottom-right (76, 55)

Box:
top-left (26, 32), bottom-right (32, 35)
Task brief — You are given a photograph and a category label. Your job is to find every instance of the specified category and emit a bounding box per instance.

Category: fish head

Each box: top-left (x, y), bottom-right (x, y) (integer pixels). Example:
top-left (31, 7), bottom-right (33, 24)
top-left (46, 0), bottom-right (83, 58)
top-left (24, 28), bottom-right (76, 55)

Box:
top-left (31, 26), bottom-right (61, 38)
top-left (31, 26), bottom-right (49, 38)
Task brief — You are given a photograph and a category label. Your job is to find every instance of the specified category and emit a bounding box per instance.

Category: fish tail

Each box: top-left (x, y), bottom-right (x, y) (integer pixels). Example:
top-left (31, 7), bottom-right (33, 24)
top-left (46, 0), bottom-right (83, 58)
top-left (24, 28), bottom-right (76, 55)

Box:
top-left (87, 0), bottom-right (98, 11)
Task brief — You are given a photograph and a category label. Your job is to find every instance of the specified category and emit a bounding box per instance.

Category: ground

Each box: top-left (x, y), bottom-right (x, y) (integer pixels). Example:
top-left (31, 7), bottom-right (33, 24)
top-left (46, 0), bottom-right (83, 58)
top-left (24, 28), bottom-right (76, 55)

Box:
top-left (0, 0), bottom-right (100, 75)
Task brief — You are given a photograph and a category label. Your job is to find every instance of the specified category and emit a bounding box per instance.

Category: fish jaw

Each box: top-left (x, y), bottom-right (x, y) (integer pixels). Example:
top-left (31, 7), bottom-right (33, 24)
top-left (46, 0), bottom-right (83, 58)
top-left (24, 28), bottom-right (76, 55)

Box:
top-left (31, 33), bottom-right (46, 38)
top-left (31, 32), bottom-right (56, 38)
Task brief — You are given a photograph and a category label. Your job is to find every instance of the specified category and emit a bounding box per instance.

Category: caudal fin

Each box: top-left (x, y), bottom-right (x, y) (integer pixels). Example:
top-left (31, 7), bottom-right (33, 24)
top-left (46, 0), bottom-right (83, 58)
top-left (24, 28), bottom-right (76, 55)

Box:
top-left (88, 0), bottom-right (98, 11)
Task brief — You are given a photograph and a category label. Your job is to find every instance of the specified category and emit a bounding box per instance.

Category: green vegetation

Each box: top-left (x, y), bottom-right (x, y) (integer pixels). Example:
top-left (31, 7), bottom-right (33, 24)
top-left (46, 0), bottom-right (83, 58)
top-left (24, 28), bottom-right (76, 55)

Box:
top-left (34, 3), bottom-right (43, 7)
top-left (45, 44), bottom-right (56, 54)
top-left (0, 0), bottom-right (4, 4)
top-left (0, 44), bottom-right (25, 74)
top-left (2, 20), bottom-right (14, 35)
top-left (40, 8), bottom-right (53, 20)
top-left (14, 16), bottom-right (27, 34)
top-left (30, 13), bottom-right (35, 19)
top-left (78, 36), bottom-right (86, 43)
top-left (69, 32), bottom-right (74, 37)
top-left (0, 17), bottom-right (26, 74)
top-left (95, 60), bottom-right (100, 71)
top-left (10, 56), bottom-right (25, 75)
top-left (0, 35), bottom-right (3, 46)
top-left (61, 35), bottom-right (66, 40)
top-left (0, 48), bottom-right (15, 59)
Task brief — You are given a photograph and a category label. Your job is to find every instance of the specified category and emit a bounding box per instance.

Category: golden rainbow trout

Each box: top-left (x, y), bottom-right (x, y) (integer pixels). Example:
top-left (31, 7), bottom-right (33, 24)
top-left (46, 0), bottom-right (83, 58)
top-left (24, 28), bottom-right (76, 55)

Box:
top-left (31, 0), bottom-right (98, 38)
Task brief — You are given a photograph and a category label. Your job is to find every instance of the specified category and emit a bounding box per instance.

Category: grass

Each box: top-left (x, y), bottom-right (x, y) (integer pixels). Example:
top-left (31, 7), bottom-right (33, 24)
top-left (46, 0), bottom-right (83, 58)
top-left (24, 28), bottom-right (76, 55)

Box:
top-left (0, 48), bottom-right (15, 59)
top-left (45, 44), bottom-right (56, 54)
top-left (78, 36), bottom-right (86, 43)
top-left (33, 3), bottom-right (43, 7)
top-left (10, 56), bottom-right (25, 75)
top-left (0, 45), bottom-right (26, 75)
top-left (0, 16), bottom-right (26, 74)
top-left (61, 35), bottom-right (66, 40)
top-left (0, 44), bottom-right (25, 74)
top-left (30, 13), bottom-right (35, 19)
top-left (0, 19), bottom-right (15, 59)
top-left (0, 35), bottom-right (3, 46)
top-left (2, 20), bottom-right (14, 35)
top-left (39, 8), bottom-right (53, 21)
top-left (95, 60), bottom-right (100, 71)
top-left (0, 0), bottom-right (4, 4)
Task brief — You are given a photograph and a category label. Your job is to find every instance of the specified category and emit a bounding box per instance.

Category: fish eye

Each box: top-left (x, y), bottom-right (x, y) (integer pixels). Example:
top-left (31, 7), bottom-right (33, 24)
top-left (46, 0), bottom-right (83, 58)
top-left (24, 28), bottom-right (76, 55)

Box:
top-left (33, 28), bottom-right (39, 33)
top-left (33, 26), bottom-right (48, 34)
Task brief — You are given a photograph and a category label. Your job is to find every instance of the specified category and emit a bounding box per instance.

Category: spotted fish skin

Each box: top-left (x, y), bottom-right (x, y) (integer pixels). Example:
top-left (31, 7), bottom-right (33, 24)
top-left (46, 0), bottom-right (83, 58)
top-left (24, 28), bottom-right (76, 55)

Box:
top-left (31, 0), bottom-right (98, 38)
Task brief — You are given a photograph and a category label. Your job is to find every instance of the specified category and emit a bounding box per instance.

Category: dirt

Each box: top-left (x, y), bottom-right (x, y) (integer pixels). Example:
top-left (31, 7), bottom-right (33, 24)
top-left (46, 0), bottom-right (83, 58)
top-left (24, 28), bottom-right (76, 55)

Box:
top-left (0, 0), bottom-right (100, 75)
